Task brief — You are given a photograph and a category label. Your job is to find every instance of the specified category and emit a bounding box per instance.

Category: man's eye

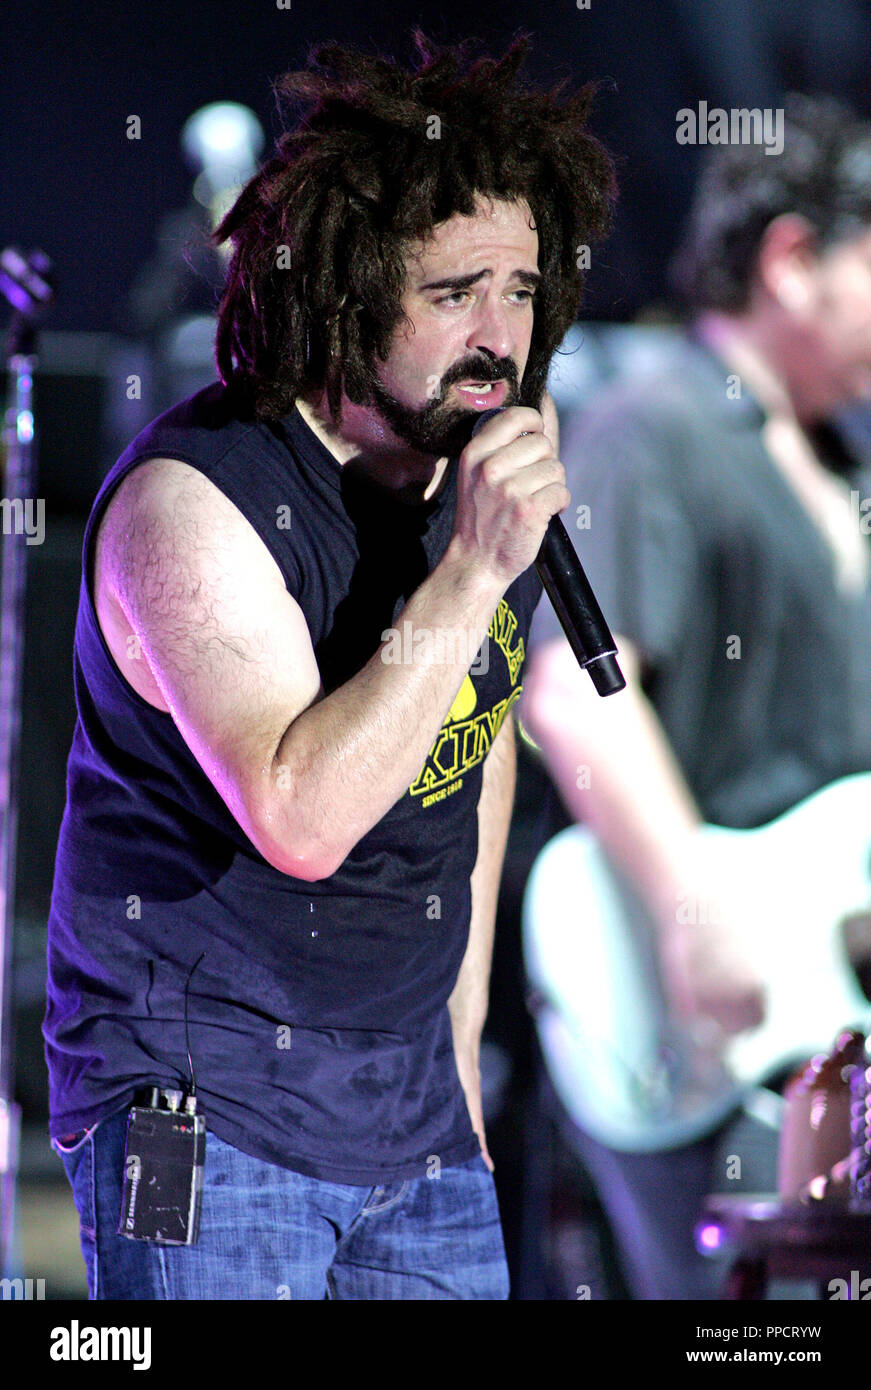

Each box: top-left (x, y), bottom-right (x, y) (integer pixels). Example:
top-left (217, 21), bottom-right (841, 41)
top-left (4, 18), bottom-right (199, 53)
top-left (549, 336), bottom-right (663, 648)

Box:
top-left (435, 289), bottom-right (536, 306)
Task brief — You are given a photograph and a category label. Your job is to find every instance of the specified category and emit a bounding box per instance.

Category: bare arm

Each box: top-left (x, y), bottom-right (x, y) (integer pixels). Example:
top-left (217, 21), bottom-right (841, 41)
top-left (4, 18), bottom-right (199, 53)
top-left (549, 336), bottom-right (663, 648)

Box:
top-left (102, 406), bottom-right (567, 881)
top-left (523, 636), bottom-right (704, 924)
top-left (522, 634), bottom-right (765, 1033)
top-left (448, 712), bottom-right (516, 1167)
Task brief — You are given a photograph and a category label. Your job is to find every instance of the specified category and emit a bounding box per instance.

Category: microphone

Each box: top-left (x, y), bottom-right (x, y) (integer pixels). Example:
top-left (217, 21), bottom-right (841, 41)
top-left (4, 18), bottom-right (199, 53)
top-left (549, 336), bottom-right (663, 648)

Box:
top-left (467, 406), bottom-right (625, 696)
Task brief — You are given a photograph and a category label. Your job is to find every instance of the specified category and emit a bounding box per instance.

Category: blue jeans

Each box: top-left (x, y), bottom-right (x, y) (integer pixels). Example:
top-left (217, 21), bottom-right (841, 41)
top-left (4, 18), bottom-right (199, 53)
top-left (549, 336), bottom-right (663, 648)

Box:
top-left (52, 1106), bottom-right (509, 1300)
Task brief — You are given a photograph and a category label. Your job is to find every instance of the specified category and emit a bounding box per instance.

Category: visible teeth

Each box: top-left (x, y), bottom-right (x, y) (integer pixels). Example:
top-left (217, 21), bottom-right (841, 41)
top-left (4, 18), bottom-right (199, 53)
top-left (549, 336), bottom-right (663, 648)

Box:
top-left (459, 382), bottom-right (492, 391)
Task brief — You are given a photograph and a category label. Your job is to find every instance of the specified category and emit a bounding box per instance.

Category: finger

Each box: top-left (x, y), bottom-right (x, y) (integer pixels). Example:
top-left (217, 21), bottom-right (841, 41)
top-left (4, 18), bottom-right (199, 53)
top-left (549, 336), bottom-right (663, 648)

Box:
top-left (528, 479), bottom-right (572, 522)
top-left (476, 440), bottom-right (563, 496)
top-left (489, 471), bottom-right (570, 524)
top-left (539, 391), bottom-right (560, 455)
top-left (460, 406), bottom-right (545, 463)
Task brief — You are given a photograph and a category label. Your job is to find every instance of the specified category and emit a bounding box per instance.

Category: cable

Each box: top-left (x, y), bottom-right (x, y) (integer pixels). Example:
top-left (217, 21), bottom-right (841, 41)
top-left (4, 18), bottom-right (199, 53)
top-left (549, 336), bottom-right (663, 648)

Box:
top-left (183, 951), bottom-right (206, 1098)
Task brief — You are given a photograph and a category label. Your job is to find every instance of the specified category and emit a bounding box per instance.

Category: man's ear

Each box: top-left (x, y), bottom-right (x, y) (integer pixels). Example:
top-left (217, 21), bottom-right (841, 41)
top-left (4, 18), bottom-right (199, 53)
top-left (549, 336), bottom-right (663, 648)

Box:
top-left (755, 213), bottom-right (818, 309)
top-left (539, 389), bottom-right (560, 455)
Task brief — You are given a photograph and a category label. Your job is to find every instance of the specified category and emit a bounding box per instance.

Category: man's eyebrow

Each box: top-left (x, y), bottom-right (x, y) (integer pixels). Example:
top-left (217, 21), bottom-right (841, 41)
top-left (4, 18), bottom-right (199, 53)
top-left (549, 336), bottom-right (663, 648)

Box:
top-left (416, 268), bottom-right (542, 292)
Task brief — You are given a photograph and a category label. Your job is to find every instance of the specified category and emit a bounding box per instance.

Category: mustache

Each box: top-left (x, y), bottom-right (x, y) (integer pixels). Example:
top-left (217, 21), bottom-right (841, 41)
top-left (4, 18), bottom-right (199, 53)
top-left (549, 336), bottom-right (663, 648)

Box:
top-left (440, 360), bottom-right (518, 391)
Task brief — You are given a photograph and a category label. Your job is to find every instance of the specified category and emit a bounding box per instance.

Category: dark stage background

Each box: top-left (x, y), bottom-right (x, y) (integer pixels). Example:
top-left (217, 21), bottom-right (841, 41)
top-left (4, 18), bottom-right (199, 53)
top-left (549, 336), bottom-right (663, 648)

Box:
top-left (6, 0), bottom-right (871, 332)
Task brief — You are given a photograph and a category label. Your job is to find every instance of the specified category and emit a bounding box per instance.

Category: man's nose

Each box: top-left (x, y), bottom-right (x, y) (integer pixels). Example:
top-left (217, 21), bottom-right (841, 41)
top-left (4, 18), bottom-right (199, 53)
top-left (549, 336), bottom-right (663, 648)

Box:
top-left (466, 298), bottom-right (514, 363)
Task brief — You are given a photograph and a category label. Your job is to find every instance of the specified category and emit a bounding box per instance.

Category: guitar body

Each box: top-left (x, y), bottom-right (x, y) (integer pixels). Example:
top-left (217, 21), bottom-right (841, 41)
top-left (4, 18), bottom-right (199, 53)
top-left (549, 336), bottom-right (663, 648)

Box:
top-left (522, 773), bottom-right (871, 1151)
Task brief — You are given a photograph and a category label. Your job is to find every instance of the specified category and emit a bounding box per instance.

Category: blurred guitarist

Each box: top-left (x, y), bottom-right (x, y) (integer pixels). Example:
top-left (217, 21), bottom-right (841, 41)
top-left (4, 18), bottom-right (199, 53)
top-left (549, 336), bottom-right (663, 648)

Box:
top-left (522, 94), bottom-right (871, 1299)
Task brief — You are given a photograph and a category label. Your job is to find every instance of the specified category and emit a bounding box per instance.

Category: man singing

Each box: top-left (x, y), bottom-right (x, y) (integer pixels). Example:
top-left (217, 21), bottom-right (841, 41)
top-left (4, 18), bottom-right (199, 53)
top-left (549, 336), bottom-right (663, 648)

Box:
top-left (43, 32), bottom-right (614, 1299)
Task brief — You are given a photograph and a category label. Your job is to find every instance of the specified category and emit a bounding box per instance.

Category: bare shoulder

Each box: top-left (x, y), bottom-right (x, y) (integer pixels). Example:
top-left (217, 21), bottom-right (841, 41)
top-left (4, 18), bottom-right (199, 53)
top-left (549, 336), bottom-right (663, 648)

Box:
top-left (95, 455), bottom-right (295, 643)
top-left (96, 457), bottom-right (256, 602)
top-left (92, 460), bottom-right (210, 710)
top-left (91, 454), bottom-right (317, 715)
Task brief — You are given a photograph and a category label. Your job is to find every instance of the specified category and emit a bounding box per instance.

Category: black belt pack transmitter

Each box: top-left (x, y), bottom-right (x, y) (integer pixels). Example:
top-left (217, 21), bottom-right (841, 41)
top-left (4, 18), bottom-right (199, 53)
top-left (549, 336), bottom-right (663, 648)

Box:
top-left (118, 1088), bottom-right (206, 1245)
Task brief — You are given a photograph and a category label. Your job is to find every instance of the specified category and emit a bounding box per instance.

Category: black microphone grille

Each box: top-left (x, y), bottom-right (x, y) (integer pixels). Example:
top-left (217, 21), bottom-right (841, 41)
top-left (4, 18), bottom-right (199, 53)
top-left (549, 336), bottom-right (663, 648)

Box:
top-left (468, 405), bottom-right (506, 440)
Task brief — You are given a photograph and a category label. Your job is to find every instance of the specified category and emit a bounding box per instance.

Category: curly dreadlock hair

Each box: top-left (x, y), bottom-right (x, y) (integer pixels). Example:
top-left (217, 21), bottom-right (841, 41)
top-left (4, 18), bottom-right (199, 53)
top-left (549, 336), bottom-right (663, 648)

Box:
top-left (212, 29), bottom-right (616, 423)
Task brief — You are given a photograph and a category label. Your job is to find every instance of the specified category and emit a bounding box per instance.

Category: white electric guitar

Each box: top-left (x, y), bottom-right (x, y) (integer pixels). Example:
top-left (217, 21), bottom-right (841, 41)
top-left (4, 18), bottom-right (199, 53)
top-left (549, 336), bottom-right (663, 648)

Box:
top-left (522, 773), bottom-right (871, 1152)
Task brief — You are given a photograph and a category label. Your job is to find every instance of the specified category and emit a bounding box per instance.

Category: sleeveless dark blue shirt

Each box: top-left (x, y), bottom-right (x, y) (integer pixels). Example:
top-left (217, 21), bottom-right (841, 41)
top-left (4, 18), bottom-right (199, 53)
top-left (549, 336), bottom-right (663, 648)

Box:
top-left (43, 381), bottom-right (542, 1183)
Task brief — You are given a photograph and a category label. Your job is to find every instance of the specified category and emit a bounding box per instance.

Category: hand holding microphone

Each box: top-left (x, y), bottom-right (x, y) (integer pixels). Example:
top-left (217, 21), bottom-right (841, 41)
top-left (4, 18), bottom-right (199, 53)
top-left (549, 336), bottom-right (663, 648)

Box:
top-left (456, 401), bottom-right (625, 696)
top-left (453, 404), bottom-right (567, 586)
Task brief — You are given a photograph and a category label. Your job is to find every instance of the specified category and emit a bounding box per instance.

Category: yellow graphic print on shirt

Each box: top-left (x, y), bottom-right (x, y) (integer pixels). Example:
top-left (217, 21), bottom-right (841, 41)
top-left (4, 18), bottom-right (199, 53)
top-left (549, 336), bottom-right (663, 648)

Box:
top-left (409, 597), bottom-right (525, 808)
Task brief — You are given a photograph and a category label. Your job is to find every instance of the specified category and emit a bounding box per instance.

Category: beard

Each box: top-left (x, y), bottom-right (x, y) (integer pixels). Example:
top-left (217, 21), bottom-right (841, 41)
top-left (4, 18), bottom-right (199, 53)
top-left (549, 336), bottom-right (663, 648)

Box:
top-left (363, 353), bottom-right (533, 458)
